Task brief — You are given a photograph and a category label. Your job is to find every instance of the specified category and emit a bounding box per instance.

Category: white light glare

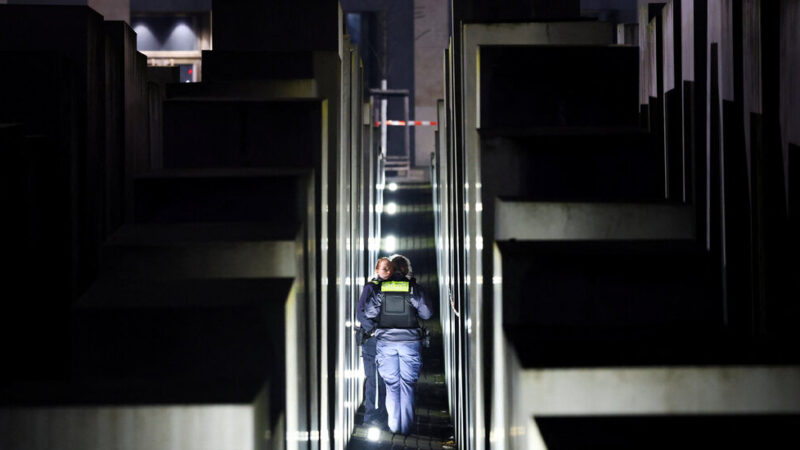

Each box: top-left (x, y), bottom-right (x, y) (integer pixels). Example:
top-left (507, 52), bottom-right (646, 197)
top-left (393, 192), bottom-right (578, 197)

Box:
top-left (383, 235), bottom-right (397, 253)
top-left (345, 369), bottom-right (365, 381)
top-left (368, 237), bottom-right (379, 251)
top-left (367, 427), bottom-right (381, 442)
top-left (385, 202), bottom-right (398, 215)
top-left (388, 182), bottom-right (398, 191)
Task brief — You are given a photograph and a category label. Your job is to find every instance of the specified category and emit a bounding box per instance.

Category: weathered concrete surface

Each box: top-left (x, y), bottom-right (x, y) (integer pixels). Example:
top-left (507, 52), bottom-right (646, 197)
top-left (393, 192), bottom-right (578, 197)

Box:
top-left (617, 23), bottom-right (639, 45)
top-left (495, 201), bottom-right (695, 241)
top-left (0, 400), bottom-right (267, 450)
top-left (707, 0), bottom-right (736, 102)
top-left (780, 0), bottom-right (800, 181)
top-left (518, 366), bottom-right (800, 415)
top-left (413, 0), bottom-right (449, 169)
top-left (638, 0), bottom-right (666, 105)
top-left (98, 227), bottom-right (296, 280)
top-left (662, 1), bottom-right (677, 93)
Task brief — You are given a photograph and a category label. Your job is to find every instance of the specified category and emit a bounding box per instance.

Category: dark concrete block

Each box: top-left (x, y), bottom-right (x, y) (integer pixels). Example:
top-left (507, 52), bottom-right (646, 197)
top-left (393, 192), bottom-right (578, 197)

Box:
top-left (499, 240), bottom-right (737, 367)
top-left (242, 100), bottom-right (323, 167)
top-left (133, 169), bottom-right (308, 228)
top-left (1, 131), bottom-right (72, 381)
top-left (788, 143), bottom-right (800, 330)
top-left (163, 99), bottom-right (323, 169)
top-left (211, 0), bottom-right (340, 52)
top-left (481, 131), bottom-right (663, 202)
top-left (664, 88), bottom-right (684, 201)
top-left (202, 50), bottom-right (315, 82)
top-left (720, 99), bottom-right (753, 334)
top-left (146, 67), bottom-right (180, 171)
top-left (68, 279), bottom-right (289, 404)
top-left (73, 279), bottom-right (288, 376)
top-left (791, 143), bottom-right (799, 224)
top-left (0, 5), bottom-right (108, 299)
top-left (479, 45), bottom-right (640, 130)
top-left (162, 100), bottom-right (242, 167)
top-left (0, 53), bottom-right (79, 301)
top-left (648, 94), bottom-right (665, 190)
top-left (0, 123), bottom-right (24, 149)
top-left (0, 51), bottom-right (72, 139)
top-left (146, 66), bottom-right (180, 86)
top-left (105, 21), bottom-right (150, 229)
top-left (1, 123), bottom-right (26, 277)
top-left (748, 113), bottom-right (796, 338)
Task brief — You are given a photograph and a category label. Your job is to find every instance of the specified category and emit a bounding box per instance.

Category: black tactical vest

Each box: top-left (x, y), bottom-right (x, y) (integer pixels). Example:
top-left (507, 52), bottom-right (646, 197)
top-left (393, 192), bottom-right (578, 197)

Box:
top-left (377, 280), bottom-right (418, 329)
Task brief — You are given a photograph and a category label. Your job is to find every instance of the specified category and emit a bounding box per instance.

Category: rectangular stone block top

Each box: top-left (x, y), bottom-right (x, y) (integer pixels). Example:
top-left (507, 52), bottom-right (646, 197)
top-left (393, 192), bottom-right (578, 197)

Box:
top-left (166, 79), bottom-right (319, 100)
top-left (495, 200), bottom-right (695, 241)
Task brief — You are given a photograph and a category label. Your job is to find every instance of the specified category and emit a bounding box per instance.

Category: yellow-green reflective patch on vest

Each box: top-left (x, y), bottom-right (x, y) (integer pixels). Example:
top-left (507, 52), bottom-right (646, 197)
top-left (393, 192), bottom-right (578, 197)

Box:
top-left (381, 281), bottom-right (410, 292)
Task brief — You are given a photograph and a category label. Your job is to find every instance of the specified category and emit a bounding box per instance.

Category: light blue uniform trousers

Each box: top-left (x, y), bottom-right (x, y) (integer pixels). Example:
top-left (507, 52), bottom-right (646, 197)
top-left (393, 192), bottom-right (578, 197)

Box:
top-left (376, 340), bottom-right (422, 435)
top-left (361, 337), bottom-right (386, 423)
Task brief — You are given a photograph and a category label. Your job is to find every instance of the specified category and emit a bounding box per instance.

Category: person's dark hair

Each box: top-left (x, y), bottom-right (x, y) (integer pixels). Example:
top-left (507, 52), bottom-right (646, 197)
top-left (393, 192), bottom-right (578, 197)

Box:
top-left (390, 254), bottom-right (411, 277)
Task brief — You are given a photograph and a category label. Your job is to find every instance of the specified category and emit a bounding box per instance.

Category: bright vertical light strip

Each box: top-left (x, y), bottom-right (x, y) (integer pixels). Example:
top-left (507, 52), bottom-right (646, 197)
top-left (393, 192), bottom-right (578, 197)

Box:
top-left (491, 245), bottom-right (506, 450)
top-left (285, 283), bottom-right (300, 449)
top-left (381, 79), bottom-right (388, 156)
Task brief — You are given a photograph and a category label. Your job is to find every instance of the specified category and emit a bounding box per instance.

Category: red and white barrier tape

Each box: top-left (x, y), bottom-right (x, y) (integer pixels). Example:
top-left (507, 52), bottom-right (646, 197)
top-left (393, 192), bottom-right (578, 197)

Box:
top-left (374, 120), bottom-right (438, 127)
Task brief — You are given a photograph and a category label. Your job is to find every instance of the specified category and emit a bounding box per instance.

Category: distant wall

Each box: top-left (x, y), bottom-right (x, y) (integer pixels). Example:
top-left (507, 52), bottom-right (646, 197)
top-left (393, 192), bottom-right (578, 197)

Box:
top-left (131, 0), bottom-right (210, 12)
top-left (414, 0), bottom-right (449, 169)
top-left (582, 0), bottom-right (638, 23)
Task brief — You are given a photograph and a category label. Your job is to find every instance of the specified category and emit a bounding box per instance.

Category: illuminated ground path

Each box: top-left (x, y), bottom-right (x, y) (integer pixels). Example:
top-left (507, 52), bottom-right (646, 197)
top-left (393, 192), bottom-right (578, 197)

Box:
top-left (347, 182), bottom-right (455, 450)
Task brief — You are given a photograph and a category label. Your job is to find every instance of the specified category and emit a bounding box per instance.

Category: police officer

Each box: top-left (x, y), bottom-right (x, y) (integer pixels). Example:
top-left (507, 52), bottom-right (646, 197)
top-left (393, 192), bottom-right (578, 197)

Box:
top-left (356, 257), bottom-right (393, 427)
top-left (365, 256), bottom-right (432, 435)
